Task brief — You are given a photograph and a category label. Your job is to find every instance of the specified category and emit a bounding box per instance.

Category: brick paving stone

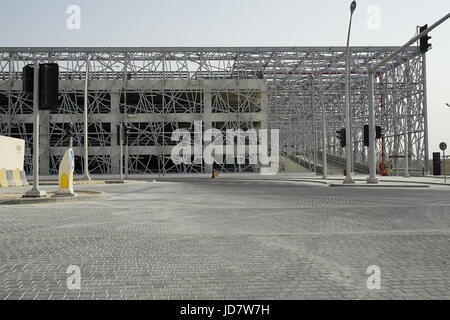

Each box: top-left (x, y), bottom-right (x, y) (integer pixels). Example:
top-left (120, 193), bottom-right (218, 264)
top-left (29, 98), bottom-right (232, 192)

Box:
top-left (0, 180), bottom-right (449, 299)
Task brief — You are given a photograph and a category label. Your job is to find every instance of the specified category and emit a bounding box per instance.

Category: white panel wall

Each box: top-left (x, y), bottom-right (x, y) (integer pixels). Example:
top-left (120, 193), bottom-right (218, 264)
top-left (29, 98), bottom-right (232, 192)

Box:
top-left (0, 136), bottom-right (25, 171)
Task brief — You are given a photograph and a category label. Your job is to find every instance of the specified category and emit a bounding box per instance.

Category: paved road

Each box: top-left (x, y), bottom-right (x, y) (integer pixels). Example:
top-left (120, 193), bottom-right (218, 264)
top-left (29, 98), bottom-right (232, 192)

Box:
top-left (0, 179), bottom-right (449, 299)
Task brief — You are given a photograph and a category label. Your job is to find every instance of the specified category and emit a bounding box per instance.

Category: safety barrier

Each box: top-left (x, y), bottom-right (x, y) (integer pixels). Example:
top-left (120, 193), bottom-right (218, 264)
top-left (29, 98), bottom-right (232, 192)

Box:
top-left (0, 169), bottom-right (29, 187)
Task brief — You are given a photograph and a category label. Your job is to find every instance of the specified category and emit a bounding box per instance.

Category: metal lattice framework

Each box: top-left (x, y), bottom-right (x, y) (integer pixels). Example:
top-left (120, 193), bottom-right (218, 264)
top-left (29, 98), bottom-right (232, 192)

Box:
top-left (0, 47), bottom-right (426, 176)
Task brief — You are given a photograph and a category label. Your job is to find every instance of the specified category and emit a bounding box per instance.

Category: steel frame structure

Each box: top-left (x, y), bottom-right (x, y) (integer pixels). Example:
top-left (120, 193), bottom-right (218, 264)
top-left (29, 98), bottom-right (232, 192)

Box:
top-left (0, 47), bottom-right (426, 176)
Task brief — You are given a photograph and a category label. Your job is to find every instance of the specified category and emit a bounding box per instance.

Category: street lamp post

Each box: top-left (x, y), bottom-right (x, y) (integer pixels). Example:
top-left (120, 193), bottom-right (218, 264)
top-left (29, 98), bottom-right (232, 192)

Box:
top-left (313, 75), bottom-right (328, 179)
top-left (343, 0), bottom-right (356, 184)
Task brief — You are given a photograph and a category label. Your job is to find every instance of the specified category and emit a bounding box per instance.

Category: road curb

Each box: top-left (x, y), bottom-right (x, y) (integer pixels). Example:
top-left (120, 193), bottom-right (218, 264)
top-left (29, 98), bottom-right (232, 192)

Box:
top-left (0, 190), bottom-right (107, 205)
top-left (379, 180), bottom-right (450, 186)
top-left (288, 177), bottom-right (449, 187)
top-left (292, 178), bottom-right (431, 188)
top-left (328, 183), bottom-right (430, 188)
top-left (37, 180), bottom-right (146, 186)
top-left (155, 176), bottom-right (436, 188)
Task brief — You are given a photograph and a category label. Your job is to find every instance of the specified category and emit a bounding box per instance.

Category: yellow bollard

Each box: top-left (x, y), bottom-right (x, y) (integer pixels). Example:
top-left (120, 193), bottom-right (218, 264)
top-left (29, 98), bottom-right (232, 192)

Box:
top-left (57, 148), bottom-right (75, 196)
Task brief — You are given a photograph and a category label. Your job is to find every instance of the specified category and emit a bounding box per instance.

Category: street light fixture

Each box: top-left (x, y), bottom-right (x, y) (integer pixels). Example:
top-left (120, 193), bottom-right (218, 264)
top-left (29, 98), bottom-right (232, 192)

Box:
top-left (350, 0), bottom-right (356, 14)
top-left (343, 1), bottom-right (356, 184)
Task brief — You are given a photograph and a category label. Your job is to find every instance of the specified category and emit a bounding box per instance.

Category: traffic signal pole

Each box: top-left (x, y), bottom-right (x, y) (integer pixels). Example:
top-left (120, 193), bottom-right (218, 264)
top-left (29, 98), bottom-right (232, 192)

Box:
top-left (25, 61), bottom-right (46, 197)
top-left (369, 13), bottom-right (449, 75)
top-left (119, 123), bottom-right (124, 182)
top-left (366, 12), bottom-right (450, 184)
top-left (82, 55), bottom-right (91, 181)
top-left (367, 71), bottom-right (378, 184)
top-left (320, 94), bottom-right (328, 179)
top-left (444, 149), bottom-right (447, 183)
top-left (422, 51), bottom-right (430, 174)
top-left (404, 65), bottom-right (412, 177)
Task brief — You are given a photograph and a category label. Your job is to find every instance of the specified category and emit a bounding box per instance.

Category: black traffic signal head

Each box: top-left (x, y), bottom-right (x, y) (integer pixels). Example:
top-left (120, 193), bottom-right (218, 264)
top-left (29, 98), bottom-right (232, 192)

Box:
top-left (419, 24), bottom-right (432, 53)
top-left (363, 125), bottom-right (369, 147)
top-left (364, 125), bottom-right (383, 147)
top-left (336, 128), bottom-right (346, 148)
top-left (117, 123), bottom-right (130, 145)
top-left (376, 125), bottom-right (383, 139)
top-left (22, 63), bottom-right (60, 110)
top-left (116, 124), bottom-right (122, 146)
top-left (22, 64), bottom-right (34, 94)
top-left (39, 63), bottom-right (59, 110)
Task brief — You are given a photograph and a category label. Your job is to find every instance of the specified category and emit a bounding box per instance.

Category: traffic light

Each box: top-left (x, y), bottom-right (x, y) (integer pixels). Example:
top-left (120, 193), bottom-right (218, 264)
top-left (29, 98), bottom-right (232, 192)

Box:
top-left (117, 123), bottom-right (129, 145)
top-left (336, 128), bottom-right (346, 148)
top-left (39, 63), bottom-right (59, 110)
top-left (363, 125), bottom-right (383, 147)
top-left (376, 125), bottom-right (383, 139)
top-left (116, 124), bottom-right (122, 146)
top-left (363, 125), bottom-right (369, 147)
top-left (22, 64), bottom-right (34, 94)
top-left (419, 24), bottom-right (432, 53)
top-left (22, 63), bottom-right (59, 110)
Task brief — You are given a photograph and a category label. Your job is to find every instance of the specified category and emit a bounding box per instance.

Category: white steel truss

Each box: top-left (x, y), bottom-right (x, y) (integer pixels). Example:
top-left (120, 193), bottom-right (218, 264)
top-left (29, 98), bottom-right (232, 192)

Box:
top-left (0, 47), bottom-right (426, 175)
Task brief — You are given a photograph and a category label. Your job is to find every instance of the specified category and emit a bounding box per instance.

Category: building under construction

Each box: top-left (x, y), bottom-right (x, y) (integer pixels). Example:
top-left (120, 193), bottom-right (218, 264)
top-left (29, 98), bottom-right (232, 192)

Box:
top-left (0, 47), bottom-right (428, 176)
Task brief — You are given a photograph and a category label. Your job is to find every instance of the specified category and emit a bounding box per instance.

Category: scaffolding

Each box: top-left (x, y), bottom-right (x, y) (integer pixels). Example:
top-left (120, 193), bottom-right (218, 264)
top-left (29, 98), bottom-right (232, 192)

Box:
top-left (0, 47), bottom-right (426, 176)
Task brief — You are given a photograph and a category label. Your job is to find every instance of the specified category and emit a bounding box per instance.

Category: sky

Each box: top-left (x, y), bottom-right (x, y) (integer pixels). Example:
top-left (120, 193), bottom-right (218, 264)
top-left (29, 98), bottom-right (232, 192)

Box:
top-left (0, 0), bottom-right (449, 155)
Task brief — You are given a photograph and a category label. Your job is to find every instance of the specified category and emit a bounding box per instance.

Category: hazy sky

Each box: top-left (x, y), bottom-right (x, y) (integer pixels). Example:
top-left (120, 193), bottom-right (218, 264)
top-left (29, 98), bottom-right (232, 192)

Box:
top-left (0, 0), bottom-right (449, 155)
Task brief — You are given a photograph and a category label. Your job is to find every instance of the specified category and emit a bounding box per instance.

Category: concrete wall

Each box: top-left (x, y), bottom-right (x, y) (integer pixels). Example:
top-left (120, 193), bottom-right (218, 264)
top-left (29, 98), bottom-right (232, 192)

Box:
top-left (0, 135), bottom-right (25, 171)
top-left (1, 79), bottom-right (268, 175)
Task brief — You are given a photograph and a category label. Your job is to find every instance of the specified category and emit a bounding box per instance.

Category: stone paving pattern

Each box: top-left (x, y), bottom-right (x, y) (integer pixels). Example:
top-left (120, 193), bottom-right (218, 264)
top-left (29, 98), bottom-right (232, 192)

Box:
top-left (0, 179), bottom-right (449, 299)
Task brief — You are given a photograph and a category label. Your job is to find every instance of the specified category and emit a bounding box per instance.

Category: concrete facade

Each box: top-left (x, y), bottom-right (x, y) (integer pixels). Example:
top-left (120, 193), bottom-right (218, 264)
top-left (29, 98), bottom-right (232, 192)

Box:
top-left (1, 79), bottom-right (267, 175)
